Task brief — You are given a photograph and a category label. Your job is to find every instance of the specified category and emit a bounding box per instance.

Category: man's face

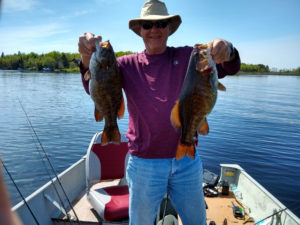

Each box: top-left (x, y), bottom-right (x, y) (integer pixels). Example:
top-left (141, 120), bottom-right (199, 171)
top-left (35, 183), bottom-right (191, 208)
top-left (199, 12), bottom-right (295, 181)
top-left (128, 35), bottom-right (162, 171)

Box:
top-left (139, 20), bottom-right (171, 55)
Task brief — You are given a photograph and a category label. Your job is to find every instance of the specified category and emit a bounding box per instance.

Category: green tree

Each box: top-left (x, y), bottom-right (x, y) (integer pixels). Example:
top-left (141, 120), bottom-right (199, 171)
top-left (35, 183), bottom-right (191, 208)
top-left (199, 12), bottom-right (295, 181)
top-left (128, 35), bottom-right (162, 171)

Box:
top-left (115, 51), bottom-right (134, 58)
top-left (60, 53), bottom-right (69, 68)
top-left (42, 56), bottom-right (57, 70)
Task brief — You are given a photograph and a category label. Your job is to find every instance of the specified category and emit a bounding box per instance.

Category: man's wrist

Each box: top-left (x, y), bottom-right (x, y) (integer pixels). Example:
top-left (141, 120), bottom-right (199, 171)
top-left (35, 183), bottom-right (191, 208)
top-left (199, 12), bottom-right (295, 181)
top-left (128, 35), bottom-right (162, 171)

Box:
top-left (80, 59), bottom-right (90, 70)
top-left (79, 61), bottom-right (89, 73)
top-left (81, 54), bottom-right (91, 69)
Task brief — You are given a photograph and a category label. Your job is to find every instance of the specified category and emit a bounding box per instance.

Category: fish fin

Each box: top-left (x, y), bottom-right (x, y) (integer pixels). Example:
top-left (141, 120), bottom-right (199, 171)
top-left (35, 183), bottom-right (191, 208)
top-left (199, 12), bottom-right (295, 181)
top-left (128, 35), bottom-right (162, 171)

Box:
top-left (198, 118), bottom-right (209, 135)
top-left (176, 142), bottom-right (187, 160)
top-left (94, 107), bottom-right (103, 122)
top-left (101, 128), bottom-right (120, 145)
top-left (101, 131), bottom-right (109, 146)
top-left (218, 82), bottom-right (226, 91)
top-left (118, 97), bottom-right (125, 119)
top-left (185, 146), bottom-right (196, 159)
top-left (176, 142), bottom-right (195, 160)
top-left (84, 70), bottom-right (91, 81)
top-left (111, 129), bottom-right (121, 145)
top-left (170, 100), bottom-right (181, 128)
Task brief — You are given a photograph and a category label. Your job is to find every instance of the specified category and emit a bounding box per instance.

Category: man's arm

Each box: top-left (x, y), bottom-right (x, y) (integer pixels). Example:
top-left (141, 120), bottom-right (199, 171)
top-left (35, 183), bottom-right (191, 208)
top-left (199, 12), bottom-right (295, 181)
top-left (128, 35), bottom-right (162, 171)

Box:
top-left (217, 47), bottom-right (241, 78)
top-left (208, 38), bottom-right (241, 78)
top-left (80, 62), bottom-right (90, 95)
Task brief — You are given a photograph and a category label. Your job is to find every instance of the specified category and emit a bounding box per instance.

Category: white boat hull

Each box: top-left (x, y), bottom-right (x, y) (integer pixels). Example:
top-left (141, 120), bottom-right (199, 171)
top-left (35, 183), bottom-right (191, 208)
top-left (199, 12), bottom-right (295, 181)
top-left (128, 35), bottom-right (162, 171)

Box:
top-left (13, 154), bottom-right (300, 225)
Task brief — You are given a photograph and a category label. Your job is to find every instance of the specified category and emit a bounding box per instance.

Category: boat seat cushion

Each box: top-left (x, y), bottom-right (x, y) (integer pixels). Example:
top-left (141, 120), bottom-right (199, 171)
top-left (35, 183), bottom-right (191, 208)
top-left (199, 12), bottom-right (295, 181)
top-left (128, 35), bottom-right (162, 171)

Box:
top-left (88, 185), bottom-right (129, 221)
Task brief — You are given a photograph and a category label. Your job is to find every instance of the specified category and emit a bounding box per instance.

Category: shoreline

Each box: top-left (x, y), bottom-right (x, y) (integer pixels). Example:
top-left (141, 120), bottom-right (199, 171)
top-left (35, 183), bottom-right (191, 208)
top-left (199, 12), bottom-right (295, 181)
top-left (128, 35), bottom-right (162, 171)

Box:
top-left (237, 72), bottom-right (300, 76)
top-left (1, 69), bottom-right (300, 76)
top-left (0, 68), bottom-right (79, 74)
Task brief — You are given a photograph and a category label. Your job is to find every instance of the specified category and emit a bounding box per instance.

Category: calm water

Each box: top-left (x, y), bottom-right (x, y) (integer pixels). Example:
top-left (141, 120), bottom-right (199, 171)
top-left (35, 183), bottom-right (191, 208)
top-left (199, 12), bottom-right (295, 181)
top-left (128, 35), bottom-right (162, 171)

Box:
top-left (0, 70), bottom-right (300, 217)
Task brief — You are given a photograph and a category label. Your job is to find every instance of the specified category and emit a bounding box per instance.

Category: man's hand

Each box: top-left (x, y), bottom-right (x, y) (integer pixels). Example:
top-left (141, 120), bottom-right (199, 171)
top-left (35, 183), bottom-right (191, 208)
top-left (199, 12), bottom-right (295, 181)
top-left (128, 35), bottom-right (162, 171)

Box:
top-left (78, 32), bottom-right (102, 69)
top-left (208, 38), bottom-right (235, 64)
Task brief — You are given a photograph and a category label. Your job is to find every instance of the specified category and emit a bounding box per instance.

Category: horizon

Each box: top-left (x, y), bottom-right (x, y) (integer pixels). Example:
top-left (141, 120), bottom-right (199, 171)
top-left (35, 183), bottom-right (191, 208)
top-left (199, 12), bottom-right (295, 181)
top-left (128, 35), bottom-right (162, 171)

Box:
top-left (0, 50), bottom-right (298, 72)
top-left (0, 0), bottom-right (299, 70)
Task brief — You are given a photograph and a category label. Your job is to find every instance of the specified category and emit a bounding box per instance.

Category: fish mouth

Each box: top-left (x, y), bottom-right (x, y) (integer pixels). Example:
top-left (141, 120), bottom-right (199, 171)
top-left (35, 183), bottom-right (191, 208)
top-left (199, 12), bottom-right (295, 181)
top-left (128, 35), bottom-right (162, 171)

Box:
top-left (97, 40), bottom-right (114, 60)
top-left (195, 44), bottom-right (208, 50)
top-left (100, 41), bottom-right (111, 50)
top-left (194, 44), bottom-right (213, 75)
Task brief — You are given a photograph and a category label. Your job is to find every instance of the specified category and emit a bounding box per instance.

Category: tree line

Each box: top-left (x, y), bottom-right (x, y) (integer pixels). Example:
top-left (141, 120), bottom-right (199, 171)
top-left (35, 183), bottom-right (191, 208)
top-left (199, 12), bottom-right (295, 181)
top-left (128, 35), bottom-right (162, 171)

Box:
top-left (0, 51), bottom-right (299, 75)
top-left (240, 63), bottom-right (300, 75)
top-left (0, 51), bottom-right (134, 73)
top-left (0, 51), bottom-right (80, 72)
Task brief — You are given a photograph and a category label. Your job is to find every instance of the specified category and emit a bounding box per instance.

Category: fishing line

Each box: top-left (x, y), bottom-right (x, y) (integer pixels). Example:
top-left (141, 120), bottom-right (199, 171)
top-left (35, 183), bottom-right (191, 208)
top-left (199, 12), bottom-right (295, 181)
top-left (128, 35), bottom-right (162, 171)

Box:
top-left (1, 159), bottom-right (40, 225)
top-left (27, 119), bottom-right (72, 225)
top-left (253, 202), bottom-right (300, 225)
top-left (18, 98), bottom-right (78, 225)
top-left (253, 207), bottom-right (287, 225)
top-left (18, 98), bottom-right (81, 225)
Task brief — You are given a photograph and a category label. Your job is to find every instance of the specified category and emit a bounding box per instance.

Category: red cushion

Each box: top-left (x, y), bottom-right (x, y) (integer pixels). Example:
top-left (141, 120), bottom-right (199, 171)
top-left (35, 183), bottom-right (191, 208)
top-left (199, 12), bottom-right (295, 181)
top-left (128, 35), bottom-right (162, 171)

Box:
top-left (103, 185), bottom-right (129, 221)
top-left (91, 142), bottom-right (128, 181)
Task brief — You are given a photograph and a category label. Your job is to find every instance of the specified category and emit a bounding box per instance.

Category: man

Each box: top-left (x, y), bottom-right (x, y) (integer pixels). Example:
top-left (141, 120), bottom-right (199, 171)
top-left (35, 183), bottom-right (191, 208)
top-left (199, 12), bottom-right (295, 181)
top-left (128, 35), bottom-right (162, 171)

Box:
top-left (78, 0), bottom-right (240, 224)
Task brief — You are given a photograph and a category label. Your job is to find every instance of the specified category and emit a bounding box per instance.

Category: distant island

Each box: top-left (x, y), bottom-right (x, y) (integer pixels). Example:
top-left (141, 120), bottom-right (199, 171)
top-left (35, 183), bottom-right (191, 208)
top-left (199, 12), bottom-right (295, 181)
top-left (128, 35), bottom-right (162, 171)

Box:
top-left (0, 51), bottom-right (299, 75)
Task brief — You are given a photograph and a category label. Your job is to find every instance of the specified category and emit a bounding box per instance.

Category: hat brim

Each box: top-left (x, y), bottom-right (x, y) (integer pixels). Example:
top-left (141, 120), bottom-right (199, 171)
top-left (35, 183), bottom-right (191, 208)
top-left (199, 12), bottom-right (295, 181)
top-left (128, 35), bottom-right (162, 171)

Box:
top-left (129, 15), bottom-right (182, 37)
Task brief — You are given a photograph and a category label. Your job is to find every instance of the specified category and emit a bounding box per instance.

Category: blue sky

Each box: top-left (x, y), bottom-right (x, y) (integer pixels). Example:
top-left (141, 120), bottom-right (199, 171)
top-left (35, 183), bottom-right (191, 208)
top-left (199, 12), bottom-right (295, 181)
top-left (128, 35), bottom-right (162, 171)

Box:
top-left (0, 0), bottom-right (299, 69)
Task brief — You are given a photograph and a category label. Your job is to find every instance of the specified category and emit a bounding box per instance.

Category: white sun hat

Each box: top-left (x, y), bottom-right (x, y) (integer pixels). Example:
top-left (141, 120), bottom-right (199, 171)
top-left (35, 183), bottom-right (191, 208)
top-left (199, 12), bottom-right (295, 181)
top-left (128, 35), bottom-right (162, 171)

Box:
top-left (129, 0), bottom-right (182, 37)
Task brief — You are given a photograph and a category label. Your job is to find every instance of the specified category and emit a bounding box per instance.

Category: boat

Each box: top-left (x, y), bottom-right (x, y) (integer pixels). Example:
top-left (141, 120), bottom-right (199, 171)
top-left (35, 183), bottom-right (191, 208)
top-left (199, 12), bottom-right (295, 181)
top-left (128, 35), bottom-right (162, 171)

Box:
top-left (12, 131), bottom-right (300, 225)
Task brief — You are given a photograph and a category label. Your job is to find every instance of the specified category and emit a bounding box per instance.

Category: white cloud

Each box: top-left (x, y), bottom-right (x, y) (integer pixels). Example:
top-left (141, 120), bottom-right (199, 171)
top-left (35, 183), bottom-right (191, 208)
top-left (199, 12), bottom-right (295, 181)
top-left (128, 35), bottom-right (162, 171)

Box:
top-left (236, 34), bottom-right (300, 70)
top-left (58, 10), bottom-right (91, 21)
top-left (2, 23), bottom-right (69, 39)
top-left (12, 38), bottom-right (78, 54)
top-left (2, 0), bottom-right (38, 12)
top-left (0, 23), bottom-right (71, 54)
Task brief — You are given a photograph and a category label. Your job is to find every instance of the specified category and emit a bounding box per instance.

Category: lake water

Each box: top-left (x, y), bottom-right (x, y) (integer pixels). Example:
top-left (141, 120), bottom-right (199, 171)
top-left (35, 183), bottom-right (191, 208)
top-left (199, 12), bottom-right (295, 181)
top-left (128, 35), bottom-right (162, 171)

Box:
top-left (0, 70), bottom-right (300, 217)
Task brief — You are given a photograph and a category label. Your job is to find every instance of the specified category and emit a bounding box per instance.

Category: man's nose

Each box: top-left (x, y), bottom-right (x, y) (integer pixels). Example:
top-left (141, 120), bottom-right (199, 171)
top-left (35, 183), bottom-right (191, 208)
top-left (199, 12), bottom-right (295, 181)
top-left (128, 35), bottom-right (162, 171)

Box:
top-left (150, 24), bottom-right (159, 31)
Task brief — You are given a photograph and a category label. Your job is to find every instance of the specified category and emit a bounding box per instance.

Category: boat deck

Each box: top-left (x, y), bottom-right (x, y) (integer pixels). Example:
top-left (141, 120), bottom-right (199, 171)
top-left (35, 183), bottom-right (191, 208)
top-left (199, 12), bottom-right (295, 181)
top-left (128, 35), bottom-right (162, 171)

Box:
top-left (205, 191), bottom-right (248, 225)
top-left (61, 180), bottom-right (250, 225)
top-left (67, 181), bottom-right (121, 224)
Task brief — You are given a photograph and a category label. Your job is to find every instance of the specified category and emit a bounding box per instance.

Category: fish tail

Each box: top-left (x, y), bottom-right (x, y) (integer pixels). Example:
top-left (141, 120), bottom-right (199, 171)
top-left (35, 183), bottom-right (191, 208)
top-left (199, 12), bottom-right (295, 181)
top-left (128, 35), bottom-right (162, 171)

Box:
top-left (185, 146), bottom-right (195, 159)
top-left (175, 142), bottom-right (195, 160)
top-left (101, 127), bottom-right (121, 145)
top-left (111, 128), bottom-right (121, 145)
top-left (170, 100), bottom-right (181, 128)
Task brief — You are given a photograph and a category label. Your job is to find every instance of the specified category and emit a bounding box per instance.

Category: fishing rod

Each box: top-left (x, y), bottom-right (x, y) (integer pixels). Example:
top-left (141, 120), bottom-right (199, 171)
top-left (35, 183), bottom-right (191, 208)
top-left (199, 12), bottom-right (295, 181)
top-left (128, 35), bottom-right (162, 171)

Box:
top-left (253, 202), bottom-right (300, 225)
top-left (18, 98), bottom-right (82, 225)
top-left (26, 116), bottom-right (75, 225)
top-left (1, 159), bottom-right (40, 225)
top-left (253, 207), bottom-right (288, 224)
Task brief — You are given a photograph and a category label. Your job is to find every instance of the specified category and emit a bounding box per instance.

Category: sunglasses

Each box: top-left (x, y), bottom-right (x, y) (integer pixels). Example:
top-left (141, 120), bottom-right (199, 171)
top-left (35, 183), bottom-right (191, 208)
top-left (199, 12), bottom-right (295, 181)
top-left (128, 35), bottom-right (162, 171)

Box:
top-left (140, 20), bottom-right (169, 30)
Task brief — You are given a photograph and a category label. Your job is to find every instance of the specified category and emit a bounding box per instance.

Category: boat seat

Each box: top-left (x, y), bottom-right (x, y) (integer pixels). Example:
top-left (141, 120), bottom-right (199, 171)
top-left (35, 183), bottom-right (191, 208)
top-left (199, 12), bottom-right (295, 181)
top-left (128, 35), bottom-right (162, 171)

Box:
top-left (86, 132), bottom-right (129, 221)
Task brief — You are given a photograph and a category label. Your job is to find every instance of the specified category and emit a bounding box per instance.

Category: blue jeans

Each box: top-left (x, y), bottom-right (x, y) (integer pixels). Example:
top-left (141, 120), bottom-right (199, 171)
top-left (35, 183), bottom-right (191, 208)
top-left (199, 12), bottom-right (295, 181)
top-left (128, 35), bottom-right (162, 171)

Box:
top-left (126, 153), bottom-right (206, 225)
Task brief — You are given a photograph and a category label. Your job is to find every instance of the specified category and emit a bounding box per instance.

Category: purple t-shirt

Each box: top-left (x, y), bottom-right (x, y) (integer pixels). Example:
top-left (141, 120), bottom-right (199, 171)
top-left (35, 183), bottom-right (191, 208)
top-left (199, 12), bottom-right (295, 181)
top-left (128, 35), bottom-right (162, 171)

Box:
top-left (81, 46), bottom-right (240, 159)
